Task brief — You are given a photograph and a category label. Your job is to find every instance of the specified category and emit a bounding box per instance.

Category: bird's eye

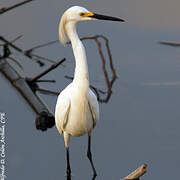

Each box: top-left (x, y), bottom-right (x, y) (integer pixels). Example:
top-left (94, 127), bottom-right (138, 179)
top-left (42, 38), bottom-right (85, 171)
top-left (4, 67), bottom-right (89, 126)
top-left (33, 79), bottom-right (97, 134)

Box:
top-left (80, 12), bottom-right (85, 17)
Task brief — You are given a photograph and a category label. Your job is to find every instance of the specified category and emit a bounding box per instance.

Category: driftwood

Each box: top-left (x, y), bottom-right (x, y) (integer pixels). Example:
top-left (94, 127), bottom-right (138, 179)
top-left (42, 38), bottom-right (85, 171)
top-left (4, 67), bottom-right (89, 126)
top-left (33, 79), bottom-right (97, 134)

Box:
top-left (122, 164), bottom-right (147, 180)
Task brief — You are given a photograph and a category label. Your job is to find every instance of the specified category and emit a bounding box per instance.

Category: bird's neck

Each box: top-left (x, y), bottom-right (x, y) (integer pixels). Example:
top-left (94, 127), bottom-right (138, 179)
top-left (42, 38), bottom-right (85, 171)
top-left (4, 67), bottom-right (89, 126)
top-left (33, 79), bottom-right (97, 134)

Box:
top-left (66, 22), bottom-right (89, 84)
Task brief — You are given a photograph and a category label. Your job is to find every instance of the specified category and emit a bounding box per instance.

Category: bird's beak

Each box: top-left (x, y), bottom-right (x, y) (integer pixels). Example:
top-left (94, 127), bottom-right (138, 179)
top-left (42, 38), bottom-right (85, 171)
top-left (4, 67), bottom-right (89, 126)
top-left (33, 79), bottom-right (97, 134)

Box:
top-left (90, 13), bottom-right (125, 22)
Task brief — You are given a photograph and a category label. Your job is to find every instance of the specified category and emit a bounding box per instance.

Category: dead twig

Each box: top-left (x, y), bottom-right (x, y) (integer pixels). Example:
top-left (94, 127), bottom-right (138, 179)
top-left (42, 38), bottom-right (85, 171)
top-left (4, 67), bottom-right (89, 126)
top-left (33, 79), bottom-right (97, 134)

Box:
top-left (36, 79), bottom-right (56, 83)
top-left (29, 58), bottom-right (66, 83)
top-left (28, 53), bottom-right (56, 64)
top-left (25, 40), bottom-right (59, 52)
top-left (0, 36), bottom-right (22, 52)
top-left (0, 36), bottom-right (55, 66)
top-left (158, 41), bottom-right (180, 47)
top-left (36, 87), bottom-right (59, 96)
top-left (0, 0), bottom-right (35, 15)
top-left (7, 56), bottom-right (24, 70)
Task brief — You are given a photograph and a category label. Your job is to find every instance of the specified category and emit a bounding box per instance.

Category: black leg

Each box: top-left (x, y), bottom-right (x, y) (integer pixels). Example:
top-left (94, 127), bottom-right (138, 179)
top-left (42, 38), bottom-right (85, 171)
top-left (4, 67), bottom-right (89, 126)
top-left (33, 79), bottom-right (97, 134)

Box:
top-left (87, 135), bottom-right (97, 178)
top-left (66, 147), bottom-right (71, 180)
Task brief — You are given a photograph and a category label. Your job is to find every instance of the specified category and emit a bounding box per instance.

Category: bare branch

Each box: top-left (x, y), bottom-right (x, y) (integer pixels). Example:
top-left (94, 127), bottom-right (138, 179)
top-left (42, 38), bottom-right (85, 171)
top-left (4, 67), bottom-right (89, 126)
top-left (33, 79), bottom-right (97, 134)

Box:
top-left (28, 53), bottom-right (56, 64)
top-left (7, 57), bottom-right (24, 70)
top-left (29, 58), bottom-right (66, 83)
top-left (0, 0), bottom-right (35, 15)
top-left (11, 35), bottom-right (24, 43)
top-left (36, 79), bottom-right (56, 83)
top-left (36, 87), bottom-right (59, 96)
top-left (122, 164), bottom-right (147, 180)
top-left (26, 40), bottom-right (59, 52)
top-left (0, 56), bottom-right (65, 131)
top-left (0, 36), bottom-right (54, 66)
top-left (81, 35), bottom-right (117, 103)
top-left (0, 58), bottom-right (51, 115)
top-left (0, 36), bottom-right (22, 52)
top-left (158, 41), bottom-right (180, 47)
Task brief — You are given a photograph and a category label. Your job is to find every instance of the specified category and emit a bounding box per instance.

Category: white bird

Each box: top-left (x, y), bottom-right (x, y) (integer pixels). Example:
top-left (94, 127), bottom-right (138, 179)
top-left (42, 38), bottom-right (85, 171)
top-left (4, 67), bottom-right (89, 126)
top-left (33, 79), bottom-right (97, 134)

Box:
top-left (55, 6), bottom-right (124, 178)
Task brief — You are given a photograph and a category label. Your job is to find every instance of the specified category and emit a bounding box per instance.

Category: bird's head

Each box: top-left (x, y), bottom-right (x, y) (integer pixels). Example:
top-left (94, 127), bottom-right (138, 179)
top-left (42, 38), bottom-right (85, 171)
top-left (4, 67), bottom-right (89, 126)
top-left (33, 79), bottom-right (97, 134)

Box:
top-left (59, 6), bottom-right (124, 45)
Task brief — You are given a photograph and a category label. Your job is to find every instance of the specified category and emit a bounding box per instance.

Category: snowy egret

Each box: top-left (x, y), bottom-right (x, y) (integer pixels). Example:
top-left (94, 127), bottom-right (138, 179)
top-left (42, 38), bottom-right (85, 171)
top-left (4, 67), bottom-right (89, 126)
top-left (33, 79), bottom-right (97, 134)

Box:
top-left (55, 6), bottom-right (124, 178)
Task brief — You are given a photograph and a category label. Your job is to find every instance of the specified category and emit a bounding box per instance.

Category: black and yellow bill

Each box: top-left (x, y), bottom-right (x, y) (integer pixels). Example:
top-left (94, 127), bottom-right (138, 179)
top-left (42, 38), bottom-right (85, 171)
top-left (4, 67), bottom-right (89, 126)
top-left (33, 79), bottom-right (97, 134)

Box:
top-left (80, 12), bottom-right (125, 22)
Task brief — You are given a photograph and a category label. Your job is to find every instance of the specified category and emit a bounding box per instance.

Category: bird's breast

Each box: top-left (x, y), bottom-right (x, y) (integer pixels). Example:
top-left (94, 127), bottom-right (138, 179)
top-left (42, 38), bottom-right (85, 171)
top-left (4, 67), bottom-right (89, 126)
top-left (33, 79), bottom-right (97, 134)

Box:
top-left (64, 89), bottom-right (93, 136)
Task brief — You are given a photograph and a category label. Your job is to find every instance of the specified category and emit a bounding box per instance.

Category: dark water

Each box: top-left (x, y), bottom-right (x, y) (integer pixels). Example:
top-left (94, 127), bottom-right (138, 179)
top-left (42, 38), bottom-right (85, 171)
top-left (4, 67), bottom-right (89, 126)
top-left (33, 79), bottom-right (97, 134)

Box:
top-left (1, 1), bottom-right (180, 180)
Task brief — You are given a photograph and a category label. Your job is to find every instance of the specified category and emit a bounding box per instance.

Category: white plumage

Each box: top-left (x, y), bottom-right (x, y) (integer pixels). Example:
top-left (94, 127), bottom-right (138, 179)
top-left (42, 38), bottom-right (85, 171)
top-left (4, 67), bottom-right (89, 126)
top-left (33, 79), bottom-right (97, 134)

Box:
top-left (55, 83), bottom-right (99, 145)
top-left (55, 6), bottom-right (99, 148)
top-left (55, 6), bottom-right (124, 178)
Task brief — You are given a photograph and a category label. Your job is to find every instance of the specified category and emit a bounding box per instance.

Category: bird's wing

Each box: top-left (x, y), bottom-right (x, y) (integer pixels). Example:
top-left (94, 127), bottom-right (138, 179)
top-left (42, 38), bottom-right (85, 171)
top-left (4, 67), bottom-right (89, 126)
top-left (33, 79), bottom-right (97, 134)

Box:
top-left (88, 89), bottom-right (99, 128)
top-left (55, 89), bottom-right (71, 134)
